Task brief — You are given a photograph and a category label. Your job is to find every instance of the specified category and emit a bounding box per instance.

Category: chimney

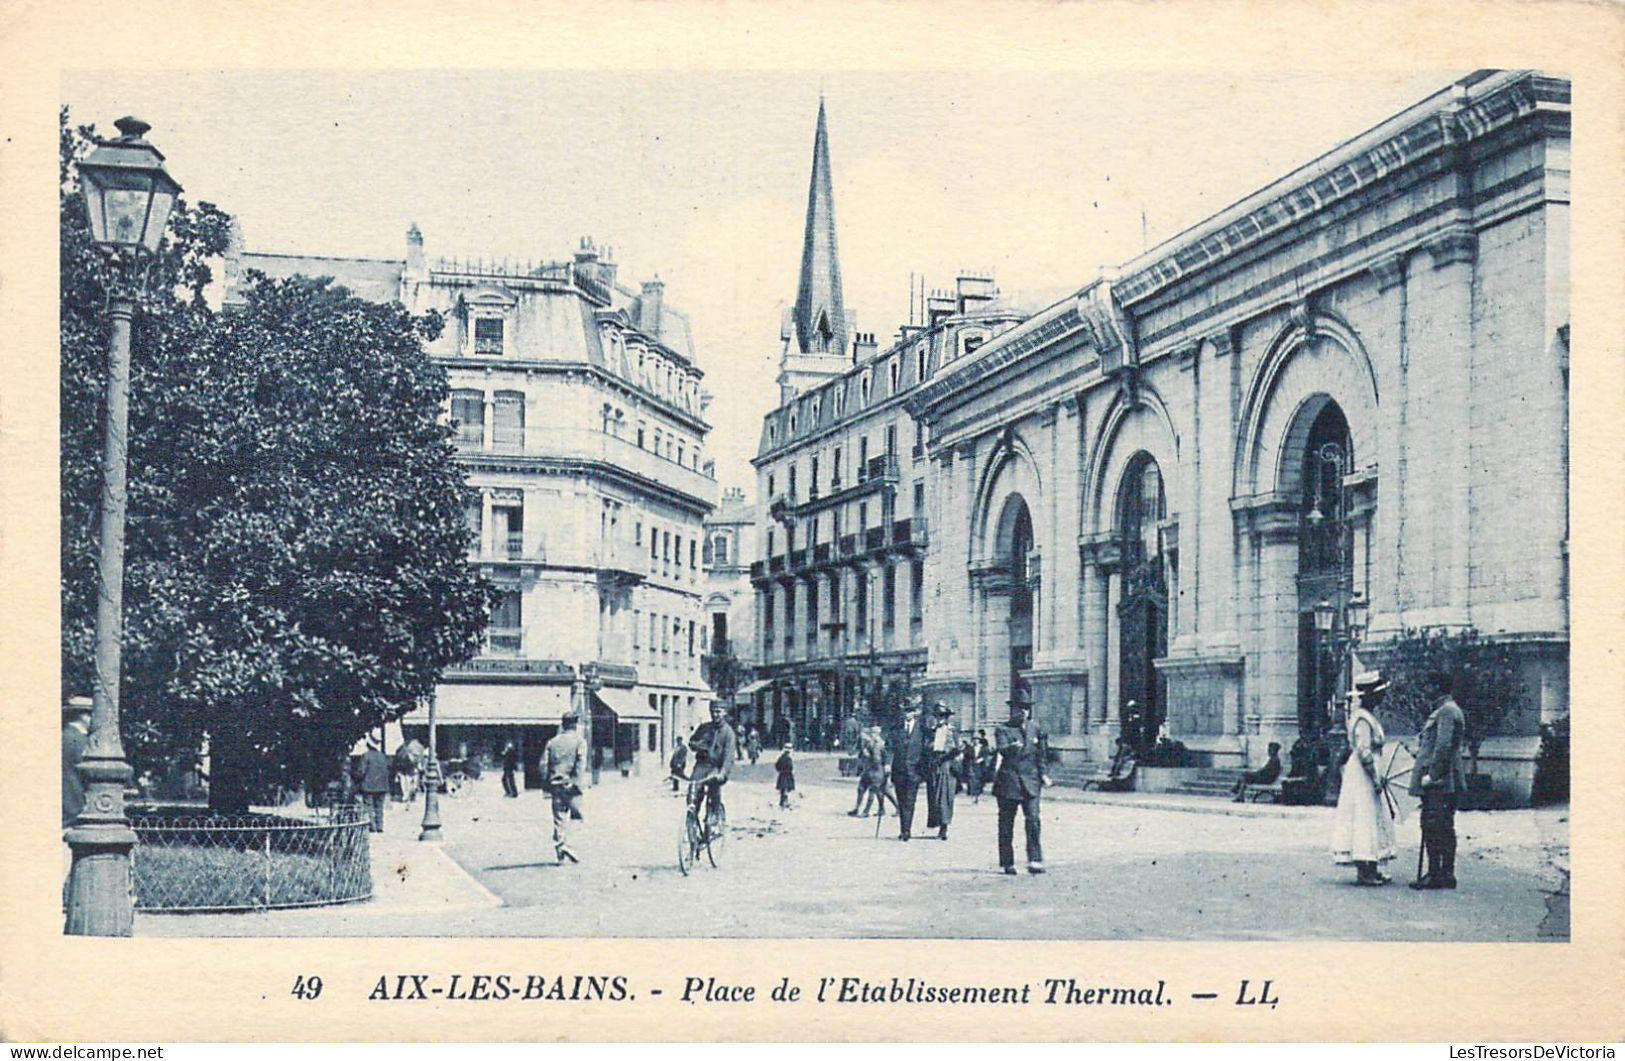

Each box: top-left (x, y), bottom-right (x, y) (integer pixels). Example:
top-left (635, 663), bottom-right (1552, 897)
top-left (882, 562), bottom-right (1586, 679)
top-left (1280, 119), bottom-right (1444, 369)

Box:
top-left (955, 272), bottom-right (996, 311)
top-left (640, 276), bottom-right (665, 338)
top-left (599, 244), bottom-right (618, 290)
top-left (405, 222), bottom-right (426, 280)
top-left (926, 289), bottom-right (956, 328)
top-left (851, 331), bottom-right (878, 362)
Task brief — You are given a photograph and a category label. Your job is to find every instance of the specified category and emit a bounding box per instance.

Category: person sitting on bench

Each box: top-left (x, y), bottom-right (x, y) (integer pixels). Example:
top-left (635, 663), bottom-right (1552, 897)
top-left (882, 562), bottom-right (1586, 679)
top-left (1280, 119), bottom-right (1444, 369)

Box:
top-left (1233, 742), bottom-right (1283, 802)
top-left (1100, 738), bottom-right (1138, 792)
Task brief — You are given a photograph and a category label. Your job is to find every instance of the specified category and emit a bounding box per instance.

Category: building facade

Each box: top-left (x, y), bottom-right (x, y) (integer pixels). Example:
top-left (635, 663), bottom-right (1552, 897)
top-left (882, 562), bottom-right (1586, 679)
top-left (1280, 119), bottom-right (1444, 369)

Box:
top-left (227, 230), bottom-right (719, 783)
top-left (701, 486), bottom-right (759, 719)
top-left (749, 101), bottom-right (1033, 747)
top-left (909, 70), bottom-right (1569, 800)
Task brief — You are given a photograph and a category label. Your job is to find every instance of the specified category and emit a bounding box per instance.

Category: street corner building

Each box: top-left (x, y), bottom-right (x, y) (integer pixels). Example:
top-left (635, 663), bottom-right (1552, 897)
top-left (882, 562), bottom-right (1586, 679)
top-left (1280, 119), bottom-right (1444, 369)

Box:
top-left (224, 230), bottom-right (720, 785)
top-left (753, 71), bottom-right (1570, 799)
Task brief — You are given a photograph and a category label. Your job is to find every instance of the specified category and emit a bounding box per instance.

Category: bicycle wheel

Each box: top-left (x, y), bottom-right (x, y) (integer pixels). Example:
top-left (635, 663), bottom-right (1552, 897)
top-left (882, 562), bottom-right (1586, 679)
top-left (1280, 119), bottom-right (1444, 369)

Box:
top-left (704, 805), bottom-right (727, 868)
top-left (678, 806), bottom-right (698, 876)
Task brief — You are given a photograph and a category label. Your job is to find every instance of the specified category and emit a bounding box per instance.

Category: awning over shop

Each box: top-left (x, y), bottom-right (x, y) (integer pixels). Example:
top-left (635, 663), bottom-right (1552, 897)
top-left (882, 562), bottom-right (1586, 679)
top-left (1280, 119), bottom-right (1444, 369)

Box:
top-left (402, 683), bottom-right (573, 726)
top-left (734, 679), bottom-right (772, 698)
top-left (594, 686), bottom-right (659, 721)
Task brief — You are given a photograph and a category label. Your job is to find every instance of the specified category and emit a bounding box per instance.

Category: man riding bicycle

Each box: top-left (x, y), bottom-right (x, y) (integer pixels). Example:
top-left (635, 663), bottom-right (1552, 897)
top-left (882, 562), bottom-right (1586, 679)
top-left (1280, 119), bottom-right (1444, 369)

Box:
top-left (684, 701), bottom-right (738, 830)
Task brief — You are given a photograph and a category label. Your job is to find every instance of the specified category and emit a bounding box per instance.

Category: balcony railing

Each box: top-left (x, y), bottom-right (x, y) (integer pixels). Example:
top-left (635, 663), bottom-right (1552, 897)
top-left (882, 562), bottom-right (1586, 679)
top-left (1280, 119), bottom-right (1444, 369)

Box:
top-left (455, 425), bottom-right (485, 447)
top-left (865, 526), bottom-right (887, 551)
top-left (505, 532), bottom-right (525, 559)
top-left (789, 548), bottom-right (806, 569)
top-left (866, 455), bottom-right (899, 481)
top-left (750, 560), bottom-right (767, 579)
top-left (813, 542), bottom-right (832, 565)
top-left (488, 629), bottom-right (522, 653)
top-left (839, 534), bottom-right (858, 557)
top-left (454, 428), bottom-right (719, 508)
top-left (769, 555), bottom-right (786, 574)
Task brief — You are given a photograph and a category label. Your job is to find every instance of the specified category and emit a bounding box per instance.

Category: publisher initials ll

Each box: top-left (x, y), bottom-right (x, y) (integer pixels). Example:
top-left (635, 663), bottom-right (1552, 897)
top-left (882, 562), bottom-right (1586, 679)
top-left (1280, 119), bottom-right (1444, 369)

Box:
top-left (1236, 980), bottom-right (1278, 1008)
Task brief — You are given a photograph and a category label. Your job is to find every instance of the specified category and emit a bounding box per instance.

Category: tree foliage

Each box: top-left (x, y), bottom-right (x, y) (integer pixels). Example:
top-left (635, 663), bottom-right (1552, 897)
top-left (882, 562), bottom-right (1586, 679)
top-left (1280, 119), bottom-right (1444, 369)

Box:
top-left (1374, 626), bottom-right (1528, 761)
top-left (61, 112), bottom-right (496, 810)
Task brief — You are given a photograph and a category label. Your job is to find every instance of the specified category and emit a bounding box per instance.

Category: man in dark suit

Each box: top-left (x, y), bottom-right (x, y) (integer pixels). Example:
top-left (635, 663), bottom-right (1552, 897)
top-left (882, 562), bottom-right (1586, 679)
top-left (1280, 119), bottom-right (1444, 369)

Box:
top-left (1410, 671), bottom-right (1467, 890)
top-left (889, 700), bottom-right (928, 841)
top-left (352, 737), bottom-right (391, 833)
top-left (993, 693), bottom-right (1050, 875)
top-left (61, 697), bottom-right (93, 829)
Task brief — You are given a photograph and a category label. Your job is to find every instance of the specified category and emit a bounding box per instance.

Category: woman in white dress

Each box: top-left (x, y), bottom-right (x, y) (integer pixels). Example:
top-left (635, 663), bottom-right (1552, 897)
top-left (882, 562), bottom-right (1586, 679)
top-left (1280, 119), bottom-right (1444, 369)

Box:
top-left (1331, 671), bottom-right (1396, 885)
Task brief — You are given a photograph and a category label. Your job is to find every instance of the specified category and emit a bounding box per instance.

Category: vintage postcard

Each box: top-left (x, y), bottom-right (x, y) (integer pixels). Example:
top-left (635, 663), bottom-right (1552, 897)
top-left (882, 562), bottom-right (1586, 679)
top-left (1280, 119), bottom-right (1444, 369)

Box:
top-left (2, 0), bottom-right (1621, 1044)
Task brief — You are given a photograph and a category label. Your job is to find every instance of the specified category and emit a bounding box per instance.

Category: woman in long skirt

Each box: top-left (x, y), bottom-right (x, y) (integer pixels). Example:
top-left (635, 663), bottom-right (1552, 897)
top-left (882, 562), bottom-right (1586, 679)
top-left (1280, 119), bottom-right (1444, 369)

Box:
top-left (1330, 673), bottom-right (1397, 885)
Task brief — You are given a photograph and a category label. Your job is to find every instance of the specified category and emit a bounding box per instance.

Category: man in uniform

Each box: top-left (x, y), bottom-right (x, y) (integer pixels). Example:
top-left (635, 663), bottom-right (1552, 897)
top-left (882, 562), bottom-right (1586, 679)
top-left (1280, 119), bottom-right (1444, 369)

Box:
top-left (890, 699), bottom-right (929, 841)
top-left (993, 691), bottom-right (1050, 875)
top-left (543, 706), bottom-right (588, 863)
top-left (687, 701), bottom-right (738, 831)
top-left (1409, 671), bottom-right (1467, 890)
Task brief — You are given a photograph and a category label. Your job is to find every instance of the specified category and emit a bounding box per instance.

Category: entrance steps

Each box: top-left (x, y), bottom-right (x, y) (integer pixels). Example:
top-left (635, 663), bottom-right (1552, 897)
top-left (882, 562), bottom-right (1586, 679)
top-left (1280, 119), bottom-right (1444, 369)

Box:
top-left (1162, 767), bottom-right (1246, 797)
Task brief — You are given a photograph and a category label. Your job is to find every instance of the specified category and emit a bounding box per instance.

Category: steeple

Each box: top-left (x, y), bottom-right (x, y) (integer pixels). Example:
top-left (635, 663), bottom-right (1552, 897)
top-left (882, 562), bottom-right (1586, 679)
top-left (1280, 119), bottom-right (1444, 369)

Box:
top-left (792, 96), bottom-right (848, 357)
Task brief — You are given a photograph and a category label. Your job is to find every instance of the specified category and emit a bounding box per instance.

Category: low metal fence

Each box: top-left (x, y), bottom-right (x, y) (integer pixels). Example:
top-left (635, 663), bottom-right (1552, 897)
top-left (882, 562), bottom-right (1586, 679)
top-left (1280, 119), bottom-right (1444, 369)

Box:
top-left (130, 803), bottom-right (372, 913)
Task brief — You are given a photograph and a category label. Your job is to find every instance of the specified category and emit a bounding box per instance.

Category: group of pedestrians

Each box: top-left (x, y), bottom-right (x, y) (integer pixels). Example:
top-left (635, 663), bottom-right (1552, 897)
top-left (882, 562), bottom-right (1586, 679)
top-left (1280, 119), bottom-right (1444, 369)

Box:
top-left (842, 693), bottom-right (1050, 874)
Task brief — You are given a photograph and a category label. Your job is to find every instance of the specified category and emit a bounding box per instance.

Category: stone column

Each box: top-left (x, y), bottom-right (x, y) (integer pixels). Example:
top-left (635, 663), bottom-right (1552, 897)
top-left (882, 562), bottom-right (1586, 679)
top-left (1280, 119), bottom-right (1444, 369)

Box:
top-left (971, 563), bottom-right (1012, 732)
top-left (1426, 224), bottom-right (1477, 621)
top-left (1253, 504), bottom-right (1303, 749)
top-left (482, 392), bottom-right (495, 453)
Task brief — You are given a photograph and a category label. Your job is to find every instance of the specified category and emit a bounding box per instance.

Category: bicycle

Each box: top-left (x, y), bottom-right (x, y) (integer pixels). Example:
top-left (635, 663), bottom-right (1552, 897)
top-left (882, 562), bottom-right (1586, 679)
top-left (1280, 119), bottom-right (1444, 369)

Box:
top-left (677, 778), bottom-right (726, 875)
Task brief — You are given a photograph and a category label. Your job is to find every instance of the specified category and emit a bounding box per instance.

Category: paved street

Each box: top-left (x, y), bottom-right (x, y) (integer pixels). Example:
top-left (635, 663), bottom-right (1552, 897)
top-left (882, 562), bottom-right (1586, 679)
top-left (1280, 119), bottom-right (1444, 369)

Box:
top-left (138, 753), bottom-right (1568, 940)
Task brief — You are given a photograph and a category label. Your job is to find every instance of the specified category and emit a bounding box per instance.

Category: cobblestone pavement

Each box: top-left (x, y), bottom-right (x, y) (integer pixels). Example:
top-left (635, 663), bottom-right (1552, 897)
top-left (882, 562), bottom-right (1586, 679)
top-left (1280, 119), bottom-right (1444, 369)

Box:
top-left (137, 754), bottom-right (1567, 940)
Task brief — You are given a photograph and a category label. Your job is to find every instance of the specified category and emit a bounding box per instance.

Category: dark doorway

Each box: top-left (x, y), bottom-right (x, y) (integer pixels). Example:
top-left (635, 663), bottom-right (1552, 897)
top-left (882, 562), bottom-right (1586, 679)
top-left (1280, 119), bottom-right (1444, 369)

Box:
top-left (1294, 401), bottom-right (1353, 738)
top-left (1007, 502), bottom-right (1034, 700)
top-left (1116, 455), bottom-right (1168, 750)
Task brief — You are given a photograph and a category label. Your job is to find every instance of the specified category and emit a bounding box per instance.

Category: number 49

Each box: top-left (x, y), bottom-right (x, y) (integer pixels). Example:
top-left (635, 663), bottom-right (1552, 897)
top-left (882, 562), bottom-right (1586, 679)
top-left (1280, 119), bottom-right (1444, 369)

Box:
top-left (292, 975), bottom-right (324, 1000)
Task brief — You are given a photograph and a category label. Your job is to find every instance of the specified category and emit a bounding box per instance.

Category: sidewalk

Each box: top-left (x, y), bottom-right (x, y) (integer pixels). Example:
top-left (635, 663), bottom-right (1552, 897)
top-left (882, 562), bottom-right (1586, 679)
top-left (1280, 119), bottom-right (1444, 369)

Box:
top-left (135, 799), bottom-right (502, 937)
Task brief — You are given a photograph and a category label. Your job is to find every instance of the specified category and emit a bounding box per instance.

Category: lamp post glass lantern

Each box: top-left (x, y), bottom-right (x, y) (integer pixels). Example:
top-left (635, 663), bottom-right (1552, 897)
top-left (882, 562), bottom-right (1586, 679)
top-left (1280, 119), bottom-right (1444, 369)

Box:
top-left (65, 116), bottom-right (182, 936)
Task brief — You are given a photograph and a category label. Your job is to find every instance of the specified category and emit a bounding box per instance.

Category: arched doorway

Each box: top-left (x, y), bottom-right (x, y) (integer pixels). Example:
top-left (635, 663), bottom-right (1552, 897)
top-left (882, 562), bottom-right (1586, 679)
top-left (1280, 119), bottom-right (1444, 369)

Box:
top-left (1006, 502), bottom-right (1035, 701)
top-left (1294, 401), bottom-right (1354, 738)
top-left (1116, 454), bottom-right (1167, 750)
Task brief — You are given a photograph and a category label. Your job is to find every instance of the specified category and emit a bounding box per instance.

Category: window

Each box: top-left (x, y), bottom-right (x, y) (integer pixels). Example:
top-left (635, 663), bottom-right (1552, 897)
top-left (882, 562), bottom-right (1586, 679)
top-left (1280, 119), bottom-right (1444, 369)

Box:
top-left (474, 316), bottom-right (505, 356)
top-left (493, 391), bottom-right (525, 450)
top-left (637, 421), bottom-right (646, 449)
top-left (855, 573), bottom-right (868, 634)
top-left (916, 344), bottom-right (927, 380)
top-left (663, 531), bottom-right (671, 563)
top-left (662, 615), bottom-right (670, 653)
top-left (788, 465), bottom-right (798, 501)
top-left (859, 501), bottom-right (868, 529)
top-left (860, 373), bottom-right (871, 405)
top-left (768, 474), bottom-right (776, 498)
top-left (806, 581), bottom-right (818, 635)
top-left (451, 390), bottom-right (484, 445)
top-left (834, 387), bottom-right (846, 417)
top-left (832, 447), bottom-right (842, 487)
top-left (712, 534), bottom-right (729, 565)
top-left (784, 584), bottom-right (796, 640)
top-left (490, 588), bottom-right (522, 651)
top-left (654, 428), bottom-right (663, 455)
top-left (702, 536), bottom-right (714, 566)
top-left (492, 493), bottom-right (524, 559)
top-left (635, 520), bottom-right (643, 546)
top-left (766, 528), bottom-right (775, 556)
top-left (888, 359), bottom-right (900, 393)
top-left (858, 436), bottom-right (869, 477)
top-left (810, 456), bottom-right (820, 496)
top-left (768, 424), bottom-right (777, 444)
top-left (650, 526), bottom-right (659, 565)
top-left (913, 480), bottom-right (925, 516)
top-left (883, 564), bottom-right (897, 629)
top-left (649, 613), bottom-right (658, 654)
top-left (789, 411), bottom-right (798, 435)
top-left (963, 333), bottom-right (985, 356)
top-left (633, 609), bottom-right (642, 648)
top-left (885, 424), bottom-right (897, 455)
top-left (688, 620), bottom-right (696, 657)
top-left (911, 559), bottom-right (924, 622)
top-left (678, 442), bottom-right (685, 467)
top-left (690, 539), bottom-right (697, 569)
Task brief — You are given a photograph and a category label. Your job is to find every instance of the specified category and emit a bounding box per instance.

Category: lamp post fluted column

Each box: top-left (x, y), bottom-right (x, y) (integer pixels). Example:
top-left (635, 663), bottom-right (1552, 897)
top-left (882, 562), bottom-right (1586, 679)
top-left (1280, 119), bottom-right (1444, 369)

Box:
top-left (419, 693), bottom-right (443, 841)
top-left (66, 115), bottom-right (183, 935)
top-left (64, 278), bottom-right (139, 937)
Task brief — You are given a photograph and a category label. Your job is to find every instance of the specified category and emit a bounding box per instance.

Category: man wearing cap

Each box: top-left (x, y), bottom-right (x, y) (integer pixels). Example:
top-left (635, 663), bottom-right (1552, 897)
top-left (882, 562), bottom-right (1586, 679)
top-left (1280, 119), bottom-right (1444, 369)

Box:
top-left (924, 703), bottom-right (958, 840)
top-left (890, 699), bottom-right (929, 841)
top-left (993, 692), bottom-right (1050, 875)
top-left (1410, 671), bottom-right (1467, 890)
top-left (687, 700), bottom-right (738, 833)
top-left (62, 697), bottom-right (93, 829)
top-left (543, 705), bottom-right (588, 863)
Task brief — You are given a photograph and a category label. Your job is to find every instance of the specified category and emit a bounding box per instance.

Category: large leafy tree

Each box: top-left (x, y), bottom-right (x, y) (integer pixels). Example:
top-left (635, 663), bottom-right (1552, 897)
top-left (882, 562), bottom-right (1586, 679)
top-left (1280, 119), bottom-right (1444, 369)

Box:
top-left (61, 113), bottom-right (495, 811)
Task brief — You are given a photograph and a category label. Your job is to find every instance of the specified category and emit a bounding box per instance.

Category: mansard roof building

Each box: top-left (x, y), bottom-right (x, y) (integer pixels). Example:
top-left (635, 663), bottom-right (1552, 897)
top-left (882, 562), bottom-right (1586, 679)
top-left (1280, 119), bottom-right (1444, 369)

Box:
top-left (226, 229), bottom-right (719, 781)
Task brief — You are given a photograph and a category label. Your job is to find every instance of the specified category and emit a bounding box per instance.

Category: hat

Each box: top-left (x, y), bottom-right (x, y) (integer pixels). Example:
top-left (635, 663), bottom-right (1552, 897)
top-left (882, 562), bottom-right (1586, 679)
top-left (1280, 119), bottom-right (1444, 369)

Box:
top-left (903, 700), bottom-right (922, 713)
top-left (1351, 670), bottom-right (1389, 697)
top-left (933, 702), bottom-right (953, 717)
top-left (63, 696), bottom-right (93, 716)
top-left (560, 705), bottom-right (581, 722)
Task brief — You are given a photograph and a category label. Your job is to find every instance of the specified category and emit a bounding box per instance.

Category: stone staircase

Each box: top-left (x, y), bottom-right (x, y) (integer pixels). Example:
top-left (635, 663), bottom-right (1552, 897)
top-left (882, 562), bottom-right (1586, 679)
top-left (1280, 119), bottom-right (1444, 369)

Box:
top-left (1161, 767), bottom-right (1246, 798)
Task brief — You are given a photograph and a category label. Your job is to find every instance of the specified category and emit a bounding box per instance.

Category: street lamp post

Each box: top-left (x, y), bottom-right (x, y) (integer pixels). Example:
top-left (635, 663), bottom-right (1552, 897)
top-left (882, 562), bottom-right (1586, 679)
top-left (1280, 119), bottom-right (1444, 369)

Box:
top-left (418, 692), bottom-right (442, 842)
top-left (576, 663), bottom-right (602, 786)
top-left (65, 117), bottom-right (183, 937)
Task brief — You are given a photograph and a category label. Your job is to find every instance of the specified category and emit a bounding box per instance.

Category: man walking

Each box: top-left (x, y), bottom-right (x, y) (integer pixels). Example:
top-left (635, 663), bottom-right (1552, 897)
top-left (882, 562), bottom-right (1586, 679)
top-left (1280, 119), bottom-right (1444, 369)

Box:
top-left (500, 739), bottom-right (520, 798)
top-left (993, 692), bottom-right (1050, 875)
top-left (1410, 671), bottom-right (1467, 890)
top-left (543, 706), bottom-right (588, 864)
top-left (890, 700), bottom-right (928, 841)
top-left (352, 737), bottom-right (391, 833)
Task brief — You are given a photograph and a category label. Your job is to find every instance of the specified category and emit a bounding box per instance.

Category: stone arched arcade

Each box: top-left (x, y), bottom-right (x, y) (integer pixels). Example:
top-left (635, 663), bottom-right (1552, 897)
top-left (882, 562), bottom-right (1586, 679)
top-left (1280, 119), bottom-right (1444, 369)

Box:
top-left (965, 429), bottom-right (1044, 731)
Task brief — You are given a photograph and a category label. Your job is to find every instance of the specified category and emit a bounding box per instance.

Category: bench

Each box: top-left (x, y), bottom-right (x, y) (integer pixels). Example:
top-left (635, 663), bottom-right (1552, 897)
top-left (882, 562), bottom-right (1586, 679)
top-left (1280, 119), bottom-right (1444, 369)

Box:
top-left (1246, 782), bottom-right (1285, 803)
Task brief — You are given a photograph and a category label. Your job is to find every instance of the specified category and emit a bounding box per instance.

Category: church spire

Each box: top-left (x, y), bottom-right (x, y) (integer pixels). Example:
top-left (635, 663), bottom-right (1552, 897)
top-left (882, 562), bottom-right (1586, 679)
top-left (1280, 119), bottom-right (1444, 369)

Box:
top-left (792, 96), bottom-right (848, 357)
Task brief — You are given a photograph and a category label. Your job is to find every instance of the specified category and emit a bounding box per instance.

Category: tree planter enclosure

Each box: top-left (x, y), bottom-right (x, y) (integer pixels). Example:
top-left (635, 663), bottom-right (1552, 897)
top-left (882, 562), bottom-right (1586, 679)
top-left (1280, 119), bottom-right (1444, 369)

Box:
top-left (130, 804), bottom-right (372, 912)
